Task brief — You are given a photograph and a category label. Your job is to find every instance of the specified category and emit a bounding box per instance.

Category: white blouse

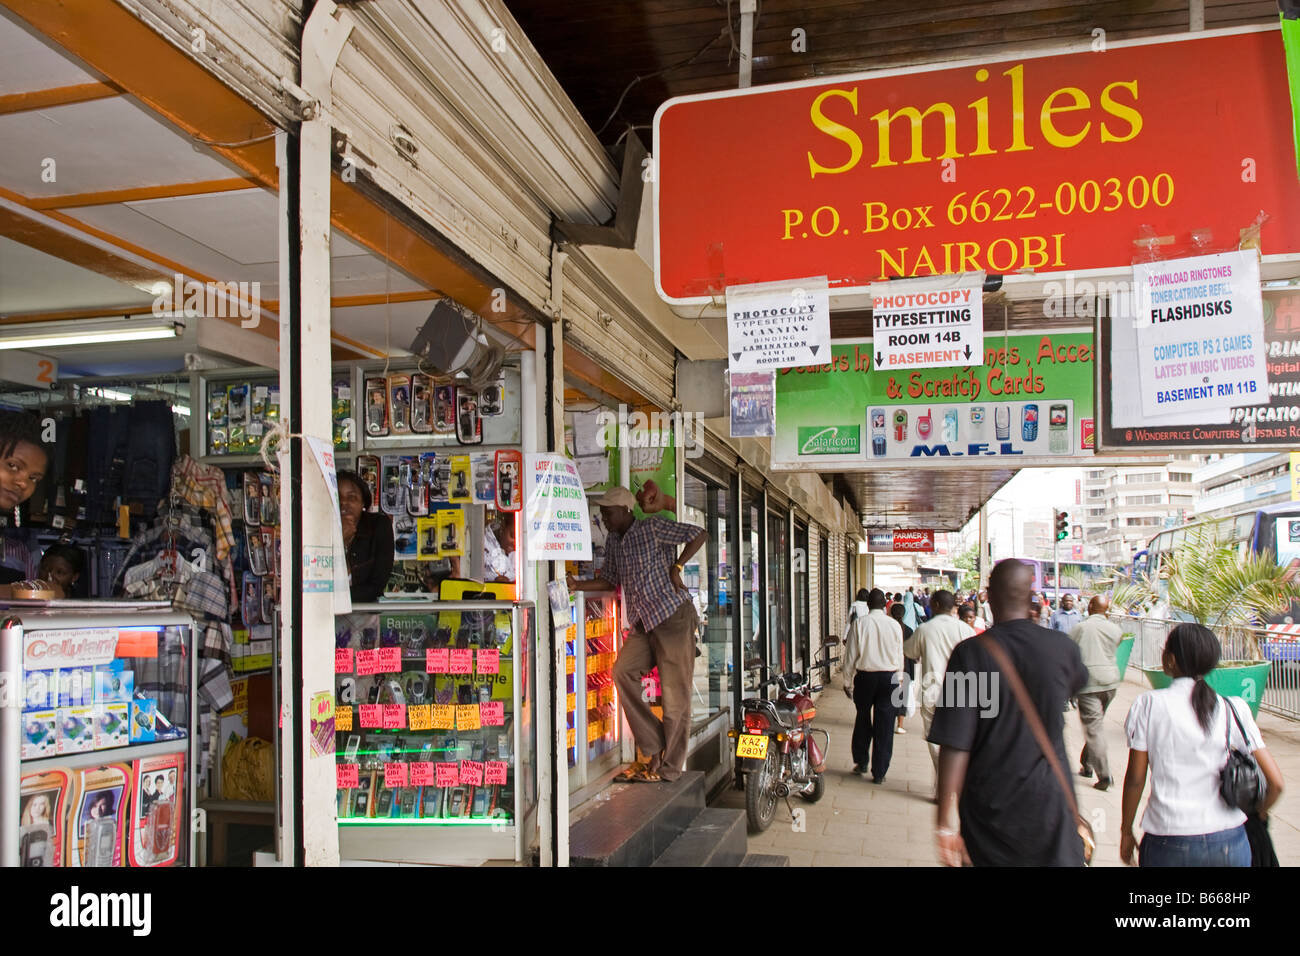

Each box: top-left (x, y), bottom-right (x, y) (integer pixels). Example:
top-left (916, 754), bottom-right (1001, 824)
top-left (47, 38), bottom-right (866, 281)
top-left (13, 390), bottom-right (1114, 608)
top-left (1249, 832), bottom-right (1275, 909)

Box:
top-left (1125, 677), bottom-right (1265, 836)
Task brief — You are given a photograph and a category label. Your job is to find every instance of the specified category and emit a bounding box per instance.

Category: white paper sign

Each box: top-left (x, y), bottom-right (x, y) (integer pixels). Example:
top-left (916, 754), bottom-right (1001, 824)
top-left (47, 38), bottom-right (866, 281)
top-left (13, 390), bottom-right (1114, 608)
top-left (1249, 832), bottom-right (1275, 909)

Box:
top-left (870, 275), bottom-right (985, 371)
top-left (1133, 252), bottom-right (1268, 417)
top-left (726, 276), bottom-right (831, 371)
top-left (525, 453), bottom-right (593, 561)
top-left (303, 435), bottom-right (352, 614)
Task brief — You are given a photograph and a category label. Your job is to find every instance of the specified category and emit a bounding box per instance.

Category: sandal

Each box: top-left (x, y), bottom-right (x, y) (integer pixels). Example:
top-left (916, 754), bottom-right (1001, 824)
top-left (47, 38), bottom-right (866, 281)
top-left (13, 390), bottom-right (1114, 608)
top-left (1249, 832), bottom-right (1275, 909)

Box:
top-left (616, 761), bottom-right (649, 781)
top-left (628, 768), bottom-right (662, 783)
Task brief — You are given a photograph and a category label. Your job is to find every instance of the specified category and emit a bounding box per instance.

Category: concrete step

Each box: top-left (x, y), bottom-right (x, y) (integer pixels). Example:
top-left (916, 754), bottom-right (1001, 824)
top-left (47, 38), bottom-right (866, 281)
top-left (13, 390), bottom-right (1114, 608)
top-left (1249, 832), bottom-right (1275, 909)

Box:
top-left (740, 852), bottom-right (791, 867)
top-left (651, 807), bottom-right (747, 868)
top-left (570, 770), bottom-right (706, 867)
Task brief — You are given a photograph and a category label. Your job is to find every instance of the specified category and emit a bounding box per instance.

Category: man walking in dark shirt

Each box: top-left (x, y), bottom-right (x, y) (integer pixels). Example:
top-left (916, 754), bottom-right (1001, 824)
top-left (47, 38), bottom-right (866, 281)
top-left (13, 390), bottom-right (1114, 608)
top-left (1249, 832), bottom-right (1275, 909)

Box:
top-left (929, 558), bottom-right (1088, 866)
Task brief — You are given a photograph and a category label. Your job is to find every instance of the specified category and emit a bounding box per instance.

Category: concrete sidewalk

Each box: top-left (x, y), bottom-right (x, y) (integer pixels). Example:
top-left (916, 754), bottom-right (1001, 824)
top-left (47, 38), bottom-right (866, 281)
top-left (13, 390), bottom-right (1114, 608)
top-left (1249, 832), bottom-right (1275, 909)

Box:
top-left (713, 675), bottom-right (1300, 867)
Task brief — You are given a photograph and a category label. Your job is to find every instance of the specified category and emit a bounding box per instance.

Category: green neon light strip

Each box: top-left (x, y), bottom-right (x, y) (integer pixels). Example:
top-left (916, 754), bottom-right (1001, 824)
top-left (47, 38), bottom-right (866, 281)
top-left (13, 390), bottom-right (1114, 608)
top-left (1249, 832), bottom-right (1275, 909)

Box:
top-left (1286, 14), bottom-right (1300, 179)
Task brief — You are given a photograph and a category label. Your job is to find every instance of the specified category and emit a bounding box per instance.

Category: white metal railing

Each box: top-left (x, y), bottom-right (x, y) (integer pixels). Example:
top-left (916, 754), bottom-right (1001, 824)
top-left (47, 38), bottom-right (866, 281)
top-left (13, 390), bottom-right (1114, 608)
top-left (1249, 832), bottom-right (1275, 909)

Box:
top-left (1112, 614), bottom-right (1300, 721)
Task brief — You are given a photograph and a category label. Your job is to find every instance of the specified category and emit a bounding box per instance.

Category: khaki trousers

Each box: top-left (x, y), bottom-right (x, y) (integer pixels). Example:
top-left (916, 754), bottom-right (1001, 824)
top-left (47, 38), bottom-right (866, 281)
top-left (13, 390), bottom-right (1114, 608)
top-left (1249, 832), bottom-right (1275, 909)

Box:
top-left (612, 600), bottom-right (697, 781)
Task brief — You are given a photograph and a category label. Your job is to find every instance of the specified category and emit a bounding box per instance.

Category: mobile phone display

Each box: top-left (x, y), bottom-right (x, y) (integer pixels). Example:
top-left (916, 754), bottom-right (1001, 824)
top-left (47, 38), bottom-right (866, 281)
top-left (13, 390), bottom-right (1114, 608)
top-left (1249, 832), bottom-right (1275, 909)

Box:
top-left (1022, 404), bottom-right (1039, 442)
top-left (1049, 404), bottom-right (1069, 454)
top-left (994, 405), bottom-right (1010, 440)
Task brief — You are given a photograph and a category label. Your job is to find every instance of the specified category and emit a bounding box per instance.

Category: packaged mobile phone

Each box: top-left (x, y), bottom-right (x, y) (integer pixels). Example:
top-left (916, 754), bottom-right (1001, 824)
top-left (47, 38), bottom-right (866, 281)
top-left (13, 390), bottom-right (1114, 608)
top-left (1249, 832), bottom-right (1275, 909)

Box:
top-left (389, 374), bottom-right (411, 434)
top-left (332, 379), bottom-right (352, 447)
top-left (242, 572), bottom-right (263, 626)
top-left (357, 455), bottom-right (381, 512)
top-left (365, 377), bottom-right (390, 437)
top-left (380, 456), bottom-right (404, 515)
top-left (208, 383), bottom-right (228, 425)
top-left (423, 453), bottom-right (448, 503)
top-left (242, 472), bottom-right (261, 527)
top-left (227, 384), bottom-right (250, 429)
top-left (434, 385), bottom-right (456, 434)
top-left (455, 387), bottom-right (482, 444)
top-left (266, 385), bottom-right (281, 423)
top-left (260, 472), bottom-right (278, 525)
top-left (229, 424), bottom-right (248, 456)
top-left (251, 385), bottom-right (268, 420)
top-left (495, 450), bottom-right (522, 511)
top-left (471, 453), bottom-right (495, 504)
top-left (411, 374), bottom-right (434, 433)
top-left (247, 531), bottom-right (269, 576)
top-left (404, 455), bottom-right (427, 516)
top-left (209, 427), bottom-right (228, 456)
top-left (261, 578), bottom-right (276, 625)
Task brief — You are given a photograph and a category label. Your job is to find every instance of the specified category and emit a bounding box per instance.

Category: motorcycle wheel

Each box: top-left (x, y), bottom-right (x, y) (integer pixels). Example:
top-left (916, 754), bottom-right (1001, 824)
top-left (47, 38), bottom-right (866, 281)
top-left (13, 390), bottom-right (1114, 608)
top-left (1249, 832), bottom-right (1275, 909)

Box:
top-left (744, 746), bottom-right (780, 834)
top-left (799, 773), bottom-right (825, 804)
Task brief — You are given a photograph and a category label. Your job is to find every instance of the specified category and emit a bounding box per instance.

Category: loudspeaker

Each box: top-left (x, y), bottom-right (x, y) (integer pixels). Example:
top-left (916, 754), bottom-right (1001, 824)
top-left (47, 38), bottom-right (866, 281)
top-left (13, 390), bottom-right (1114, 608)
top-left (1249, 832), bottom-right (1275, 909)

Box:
top-left (409, 298), bottom-right (482, 374)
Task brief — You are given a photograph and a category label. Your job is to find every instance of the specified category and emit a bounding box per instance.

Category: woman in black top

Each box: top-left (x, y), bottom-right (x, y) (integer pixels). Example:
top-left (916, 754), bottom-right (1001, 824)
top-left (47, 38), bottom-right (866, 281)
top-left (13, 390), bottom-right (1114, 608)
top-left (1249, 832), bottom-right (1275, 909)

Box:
top-left (337, 470), bottom-right (394, 602)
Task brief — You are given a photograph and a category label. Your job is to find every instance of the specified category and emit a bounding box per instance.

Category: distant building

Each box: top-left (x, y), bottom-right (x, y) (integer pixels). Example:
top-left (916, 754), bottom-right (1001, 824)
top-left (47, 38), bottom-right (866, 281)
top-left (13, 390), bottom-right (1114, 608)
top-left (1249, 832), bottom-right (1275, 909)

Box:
top-left (1021, 520), bottom-right (1052, 559)
top-left (1194, 453), bottom-right (1291, 521)
top-left (1082, 458), bottom-right (1204, 566)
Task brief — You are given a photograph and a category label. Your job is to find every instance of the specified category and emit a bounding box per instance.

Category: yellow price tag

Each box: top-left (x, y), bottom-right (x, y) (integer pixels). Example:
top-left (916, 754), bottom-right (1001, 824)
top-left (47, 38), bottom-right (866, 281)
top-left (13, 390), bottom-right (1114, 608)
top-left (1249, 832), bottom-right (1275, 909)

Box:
top-left (335, 705), bottom-right (353, 732)
top-left (430, 705), bottom-right (456, 729)
top-left (407, 704), bottom-right (433, 731)
top-left (456, 704), bottom-right (481, 731)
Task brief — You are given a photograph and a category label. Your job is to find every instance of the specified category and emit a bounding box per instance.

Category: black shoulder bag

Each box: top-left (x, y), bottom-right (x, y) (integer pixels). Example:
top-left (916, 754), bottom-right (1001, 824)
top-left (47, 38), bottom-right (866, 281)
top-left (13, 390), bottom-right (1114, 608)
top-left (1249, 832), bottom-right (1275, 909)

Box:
top-left (1218, 697), bottom-right (1266, 813)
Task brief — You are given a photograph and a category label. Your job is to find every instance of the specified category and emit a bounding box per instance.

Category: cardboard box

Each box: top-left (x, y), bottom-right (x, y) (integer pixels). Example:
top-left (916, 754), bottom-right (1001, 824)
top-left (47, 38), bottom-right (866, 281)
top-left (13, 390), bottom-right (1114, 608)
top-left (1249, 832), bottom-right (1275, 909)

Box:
top-left (21, 709), bottom-right (57, 759)
top-left (24, 669), bottom-right (56, 710)
top-left (94, 703), bottom-right (129, 751)
top-left (58, 667), bottom-right (93, 707)
top-left (56, 707), bottom-right (95, 754)
top-left (93, 662), bottom-right (134, 704)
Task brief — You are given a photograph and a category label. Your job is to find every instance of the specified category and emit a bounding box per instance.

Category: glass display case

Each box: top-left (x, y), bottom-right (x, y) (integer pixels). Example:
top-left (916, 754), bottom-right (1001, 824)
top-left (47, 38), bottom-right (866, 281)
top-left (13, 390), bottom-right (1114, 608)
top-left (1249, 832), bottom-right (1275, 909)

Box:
top-left (2, 607), bottom-right (196, 868)
top-left (333, 600), bottom-right (535, 863)
top-left (567, 592), bottom-right (622, 793)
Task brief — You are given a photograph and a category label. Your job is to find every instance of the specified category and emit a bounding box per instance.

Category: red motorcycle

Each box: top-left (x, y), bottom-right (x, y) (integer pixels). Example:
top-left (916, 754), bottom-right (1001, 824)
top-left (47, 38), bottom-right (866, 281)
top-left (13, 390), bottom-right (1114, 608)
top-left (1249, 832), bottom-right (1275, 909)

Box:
top-left (730, 643), bottom-right (835, 833)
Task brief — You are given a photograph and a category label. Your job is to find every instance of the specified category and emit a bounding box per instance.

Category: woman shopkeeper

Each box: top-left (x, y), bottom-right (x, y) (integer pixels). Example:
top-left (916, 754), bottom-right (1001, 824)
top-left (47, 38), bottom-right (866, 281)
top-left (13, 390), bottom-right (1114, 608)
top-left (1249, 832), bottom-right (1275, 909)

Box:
top-left (0, 411), bottom-right (50, 598)
top-left (337, 469), bottom-right (394, 602)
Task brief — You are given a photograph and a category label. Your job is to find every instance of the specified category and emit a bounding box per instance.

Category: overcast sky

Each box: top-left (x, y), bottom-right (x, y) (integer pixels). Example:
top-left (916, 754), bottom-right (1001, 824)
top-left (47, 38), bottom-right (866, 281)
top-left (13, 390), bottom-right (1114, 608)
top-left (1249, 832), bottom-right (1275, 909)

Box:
top-left (959, 467), bottom-right (1087, 559)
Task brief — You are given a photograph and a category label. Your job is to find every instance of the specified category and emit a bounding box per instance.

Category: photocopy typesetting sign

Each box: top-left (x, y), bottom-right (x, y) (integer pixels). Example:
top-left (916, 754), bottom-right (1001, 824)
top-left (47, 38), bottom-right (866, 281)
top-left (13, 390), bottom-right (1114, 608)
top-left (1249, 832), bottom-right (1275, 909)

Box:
top-left (871, 275), bottom-right (985, 370)
top-left (726, 277), bottom-right (832, 371)
top-left (654, 28), bottom-right (1300, 304)
top-left (1133, 252), bottom-right (1268, 418)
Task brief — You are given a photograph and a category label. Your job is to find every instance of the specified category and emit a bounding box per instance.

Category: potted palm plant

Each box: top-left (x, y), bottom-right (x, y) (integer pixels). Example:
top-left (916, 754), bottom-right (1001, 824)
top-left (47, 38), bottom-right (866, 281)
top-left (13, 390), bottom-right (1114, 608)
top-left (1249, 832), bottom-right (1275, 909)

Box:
top-left (1127, 533), bottom-right (1300, 718)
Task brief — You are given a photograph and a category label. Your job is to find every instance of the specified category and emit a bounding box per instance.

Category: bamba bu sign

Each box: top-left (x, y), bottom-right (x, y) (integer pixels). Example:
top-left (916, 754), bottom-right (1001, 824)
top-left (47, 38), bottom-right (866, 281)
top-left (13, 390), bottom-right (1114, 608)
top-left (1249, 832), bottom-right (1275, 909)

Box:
top-left (654, 27), bottom-right (1300, 304)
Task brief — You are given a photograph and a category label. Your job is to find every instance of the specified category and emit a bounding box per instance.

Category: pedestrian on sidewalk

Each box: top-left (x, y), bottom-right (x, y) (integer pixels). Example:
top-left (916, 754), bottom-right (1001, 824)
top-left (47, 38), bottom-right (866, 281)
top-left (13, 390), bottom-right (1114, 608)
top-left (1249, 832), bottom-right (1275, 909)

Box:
top-left (1119, 623), bottom-right (1285, 867)
top-left (1050, 593), bottom-right (1083, 635)
top-left (890, 601), bottom-right (915, 735)
top-left (978, 589), bottom-right (993, 627)
top-left (902, 587), bottom-right (920, 632)
top-left (567, 486), bottom-right (709, 783)
top-left (905, 589), bottom-right (975, 773)
top-left (1070, 595), bottom-right (1124, 790)
top-left (931, 559), bottom-right (1088, 866)
top-left (958, 602), bottom-right (985, 634)
top-left (843, 587), bottom-right (903, 783)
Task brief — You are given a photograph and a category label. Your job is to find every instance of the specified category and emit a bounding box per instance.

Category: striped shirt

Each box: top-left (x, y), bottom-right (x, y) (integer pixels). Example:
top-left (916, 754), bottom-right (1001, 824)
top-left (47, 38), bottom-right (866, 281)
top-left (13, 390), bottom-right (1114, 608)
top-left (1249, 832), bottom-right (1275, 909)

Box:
top-left (600, 516), bottom-right (699, 631)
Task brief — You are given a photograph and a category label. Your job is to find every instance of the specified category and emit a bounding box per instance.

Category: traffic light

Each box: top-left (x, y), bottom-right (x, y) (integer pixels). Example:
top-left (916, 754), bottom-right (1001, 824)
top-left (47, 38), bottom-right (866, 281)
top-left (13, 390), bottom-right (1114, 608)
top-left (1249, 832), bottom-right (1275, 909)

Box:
top-left (1055, 510), bottom-right (1069, 540)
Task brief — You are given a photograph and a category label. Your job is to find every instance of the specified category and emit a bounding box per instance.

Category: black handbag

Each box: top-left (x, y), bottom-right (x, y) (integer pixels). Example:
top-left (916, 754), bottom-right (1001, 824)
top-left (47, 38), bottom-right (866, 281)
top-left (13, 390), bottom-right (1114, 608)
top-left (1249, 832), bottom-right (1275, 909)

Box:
top-left (1218, 697), bottom-right (1266, 813)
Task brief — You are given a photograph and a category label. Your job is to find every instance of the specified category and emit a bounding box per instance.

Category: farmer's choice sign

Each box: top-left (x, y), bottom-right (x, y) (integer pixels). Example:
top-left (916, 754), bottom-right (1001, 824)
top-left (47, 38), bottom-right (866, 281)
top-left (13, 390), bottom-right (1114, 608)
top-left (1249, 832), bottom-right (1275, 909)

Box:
top-left (654, 28), bottom-right (1300, 303)
top-left (772, 332), bottom-right (1094, 469)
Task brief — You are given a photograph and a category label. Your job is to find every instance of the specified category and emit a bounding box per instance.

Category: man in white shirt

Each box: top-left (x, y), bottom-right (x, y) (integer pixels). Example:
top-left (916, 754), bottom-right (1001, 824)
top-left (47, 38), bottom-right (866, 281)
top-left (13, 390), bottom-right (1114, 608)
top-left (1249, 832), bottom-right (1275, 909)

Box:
top-left (904, 589), bottom-right (975, 772)
top-left (843, 587), bottom-right (903, 783)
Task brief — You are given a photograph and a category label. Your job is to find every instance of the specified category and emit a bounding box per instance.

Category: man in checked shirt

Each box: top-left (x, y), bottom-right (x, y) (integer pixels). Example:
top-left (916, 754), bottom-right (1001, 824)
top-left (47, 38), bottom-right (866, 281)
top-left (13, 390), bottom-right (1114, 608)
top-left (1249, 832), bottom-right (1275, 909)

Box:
top-left (569, 485), bottom-right (709, 783)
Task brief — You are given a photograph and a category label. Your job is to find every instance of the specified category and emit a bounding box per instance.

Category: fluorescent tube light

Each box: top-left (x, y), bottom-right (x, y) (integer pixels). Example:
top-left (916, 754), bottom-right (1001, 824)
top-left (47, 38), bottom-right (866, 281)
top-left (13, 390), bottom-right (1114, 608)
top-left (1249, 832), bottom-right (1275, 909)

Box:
top-left (0, 323), bottom-right (180, 351)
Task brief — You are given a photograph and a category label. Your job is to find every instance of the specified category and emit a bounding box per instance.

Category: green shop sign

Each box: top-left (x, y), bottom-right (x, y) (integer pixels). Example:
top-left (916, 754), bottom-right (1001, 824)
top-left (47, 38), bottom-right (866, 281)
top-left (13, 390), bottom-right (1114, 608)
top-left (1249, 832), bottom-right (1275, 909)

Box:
top-left (773, 332), bottom-right (1095, 469)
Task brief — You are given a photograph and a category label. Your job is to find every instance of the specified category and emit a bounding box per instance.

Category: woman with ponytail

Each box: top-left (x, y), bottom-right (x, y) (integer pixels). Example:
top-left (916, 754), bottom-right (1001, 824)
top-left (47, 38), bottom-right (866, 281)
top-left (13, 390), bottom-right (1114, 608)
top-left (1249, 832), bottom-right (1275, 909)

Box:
top-left (1119, 623), bottom-right (1284, 866)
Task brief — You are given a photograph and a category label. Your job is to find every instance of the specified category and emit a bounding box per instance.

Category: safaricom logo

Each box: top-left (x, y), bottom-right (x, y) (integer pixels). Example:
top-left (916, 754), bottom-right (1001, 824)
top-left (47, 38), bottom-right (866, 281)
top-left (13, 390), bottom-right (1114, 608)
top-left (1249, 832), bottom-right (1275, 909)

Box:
top-left (798, 425), bottom-right (860, 455)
